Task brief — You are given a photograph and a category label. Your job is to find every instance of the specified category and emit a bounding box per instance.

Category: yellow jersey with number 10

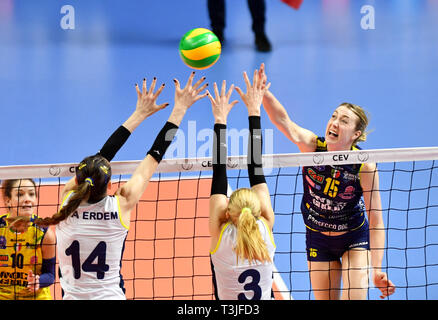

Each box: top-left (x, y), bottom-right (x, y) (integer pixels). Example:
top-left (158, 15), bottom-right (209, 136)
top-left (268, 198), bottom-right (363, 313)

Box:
top-left (0, 213), bottom-right (52, 300)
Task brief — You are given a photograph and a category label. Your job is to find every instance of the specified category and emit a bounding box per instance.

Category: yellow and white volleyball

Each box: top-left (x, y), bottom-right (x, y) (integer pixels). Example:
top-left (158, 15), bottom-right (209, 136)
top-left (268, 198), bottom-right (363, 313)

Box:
top-left (179, 28), bottom-right (221, 70)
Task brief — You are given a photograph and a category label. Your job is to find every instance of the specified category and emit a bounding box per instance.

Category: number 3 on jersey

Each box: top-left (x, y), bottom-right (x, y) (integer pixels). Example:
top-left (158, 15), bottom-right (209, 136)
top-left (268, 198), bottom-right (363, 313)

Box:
top-left (65, 240), bottom-right (109, 279)
top-left (238, 269), bottom-right (262, 300)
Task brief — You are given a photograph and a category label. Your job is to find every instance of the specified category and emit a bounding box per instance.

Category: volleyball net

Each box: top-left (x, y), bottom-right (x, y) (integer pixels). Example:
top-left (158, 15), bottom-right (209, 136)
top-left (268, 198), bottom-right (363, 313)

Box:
top-left (1, 146), bottom-right (438, 300)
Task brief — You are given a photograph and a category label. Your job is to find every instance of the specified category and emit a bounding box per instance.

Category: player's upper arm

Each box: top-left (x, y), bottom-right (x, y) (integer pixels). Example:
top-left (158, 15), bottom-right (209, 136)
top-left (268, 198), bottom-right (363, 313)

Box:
top-left (251, 183), bottom-right (274, 230)
top-left (209, 194), bottom-right (228, 239)
top-left (116, 155), bottom-right (158, 215)
top-left (360, 162), bottom-right (382, 216)
top-left (60, 177), bottom-right (76, 203)
top-left (42, 227), bottom-right (56, 259)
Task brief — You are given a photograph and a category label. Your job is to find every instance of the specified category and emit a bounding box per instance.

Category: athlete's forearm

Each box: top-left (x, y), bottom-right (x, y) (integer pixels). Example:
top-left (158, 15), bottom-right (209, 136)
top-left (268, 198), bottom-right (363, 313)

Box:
top-left (122, 109), bottom-right (150, 133)
top-left (98, 125), bottom-right (131, 161)
top-left (211, 123), bottom-right (228, 196)
top-left (263, 91), bottom-right (290, 127)
top-left (167, 103), bottom-right (188, 127)
top-left (99, 107), bottom-right (162, 162)
top-left (369, 212), bottom-right (385, 272)
top-left (39, 257), bottom-right (56, 288)
top-left (263, 91), bottom-right (316, 151)
top-left (247, 116), bottom-right (266, 187)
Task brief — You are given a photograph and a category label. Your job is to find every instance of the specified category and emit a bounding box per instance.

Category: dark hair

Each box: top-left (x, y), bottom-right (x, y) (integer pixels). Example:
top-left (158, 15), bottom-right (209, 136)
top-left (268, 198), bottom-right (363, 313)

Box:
top-left (2, 179), bottom-right (38, 228)
top-left (2, 179), bottom-right (38, 203)
top-left (26, 154), bottom-right (111, 226)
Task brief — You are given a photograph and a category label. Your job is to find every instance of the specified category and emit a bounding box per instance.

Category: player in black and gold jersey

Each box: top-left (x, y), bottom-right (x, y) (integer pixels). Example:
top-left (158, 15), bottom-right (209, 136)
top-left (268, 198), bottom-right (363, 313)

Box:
top-left (259, 63), bottom-right (395, 300)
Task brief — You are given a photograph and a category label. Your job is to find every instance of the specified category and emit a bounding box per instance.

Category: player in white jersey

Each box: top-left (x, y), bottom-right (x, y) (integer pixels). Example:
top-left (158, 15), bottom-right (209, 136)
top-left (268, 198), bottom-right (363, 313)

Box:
top-left (27, 72), bottom-right (208, 299)
top-left (56, 190), bottom-right (128, 299)
top-left (206, 71), bottom-right (275, 300)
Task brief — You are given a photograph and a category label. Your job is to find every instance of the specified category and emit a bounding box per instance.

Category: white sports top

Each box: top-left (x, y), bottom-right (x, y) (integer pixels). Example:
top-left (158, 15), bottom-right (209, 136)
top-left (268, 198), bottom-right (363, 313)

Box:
top-left (210, 219), bottom-right (276, 300)
top-left (56, 191), bottom-right (129, 300)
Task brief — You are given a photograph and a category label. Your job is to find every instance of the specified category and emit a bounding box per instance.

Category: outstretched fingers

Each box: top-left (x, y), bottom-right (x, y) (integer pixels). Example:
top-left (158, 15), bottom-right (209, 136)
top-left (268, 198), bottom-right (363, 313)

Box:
top-left (135, 83), bottom-right (141, 99)
top-left (148, 77), bottom-right (157, 95)
top-left (134, 77), bottom-right (169, 118)
top-left (186, 71), bottom-right (196, 89)
top-left (173, 78), bottom-right (181, 91)
top-left (243, 71), bottom-right (251, 92)
top-left (158, 102), bottom-right (170, 110)
top-left (206, 89), bottom-right (215, 105)
top-left (226, 83), bottom-right (235, 101)
top-left (207, 80), bottom-right (238, 124)
top-left (195, 91), bottom-right (209, 102)
top-left (196, 82), bottom-right (208, 94)
top-left (173, 72), bottom-right (209, 109)
top-left (220, 79), bottom-right (227, 97)
top-left (193, 75), bottom-right (206, 90)
top-left (153, 83), bottom-right (166, 100)
top-left (253, 69), bottom-right (260, 90)
top-left (195, 84), bottom-right (209, 101)
top-left (227, 82), bottom-right (239, 108)
top-left (137, 77), bottom-right (163, 97)
top-left (189, 73), bottom-right (208, 101)
top-left (211, 81), bottom-right (236, 104)
top-left (142, 78), bottom-right (147, 94)
top-left (227, 83), bottom-right (239, 108)
top-left (213, 81), bottom-right (220, 100)
top-left (234, 86), bottom-right (245, 100)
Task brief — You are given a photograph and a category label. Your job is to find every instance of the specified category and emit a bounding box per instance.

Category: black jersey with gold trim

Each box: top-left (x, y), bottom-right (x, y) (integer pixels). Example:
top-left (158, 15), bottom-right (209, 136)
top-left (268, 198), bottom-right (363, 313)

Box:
top-left (300, 137), bottom-right (366, 232)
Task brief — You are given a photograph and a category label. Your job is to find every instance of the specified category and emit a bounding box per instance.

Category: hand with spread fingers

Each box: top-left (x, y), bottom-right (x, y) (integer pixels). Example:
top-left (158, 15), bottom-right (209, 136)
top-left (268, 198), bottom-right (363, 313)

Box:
top-left (134, 77), bottom-right (168, 119)
top-left (169, 72), bottom-right (209, 126)
top-left (235, 67), bottom-right (271, 117)
top-left (206, 80), bottom-right (239, 125)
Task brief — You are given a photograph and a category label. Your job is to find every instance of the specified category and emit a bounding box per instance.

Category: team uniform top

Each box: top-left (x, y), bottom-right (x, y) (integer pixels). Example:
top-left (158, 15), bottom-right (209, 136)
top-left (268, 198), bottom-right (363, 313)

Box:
top-left (56, 191), bottom-right (129, 300)
top-left (210, 219), bottom-right (276, 300)
top-left (301, 137), bottom-right (366, 232)
top-left (0, 214), bottom-right (52, 300)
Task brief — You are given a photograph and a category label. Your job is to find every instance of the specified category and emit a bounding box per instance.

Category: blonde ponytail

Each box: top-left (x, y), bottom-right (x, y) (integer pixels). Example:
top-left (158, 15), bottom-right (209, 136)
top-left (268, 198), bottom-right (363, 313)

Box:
top-left (228, 189), bottom-right (271, 264)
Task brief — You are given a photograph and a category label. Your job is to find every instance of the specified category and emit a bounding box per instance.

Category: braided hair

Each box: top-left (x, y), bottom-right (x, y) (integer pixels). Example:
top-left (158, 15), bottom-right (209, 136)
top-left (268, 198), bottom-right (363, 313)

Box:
top-left (8, 155), bottom-right (112, 227)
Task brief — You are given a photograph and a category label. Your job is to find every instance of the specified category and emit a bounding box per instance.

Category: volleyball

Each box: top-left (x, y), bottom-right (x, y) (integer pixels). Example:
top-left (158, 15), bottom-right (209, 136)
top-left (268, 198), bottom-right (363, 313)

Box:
top-left (179, 28), bottom-right (221, 70)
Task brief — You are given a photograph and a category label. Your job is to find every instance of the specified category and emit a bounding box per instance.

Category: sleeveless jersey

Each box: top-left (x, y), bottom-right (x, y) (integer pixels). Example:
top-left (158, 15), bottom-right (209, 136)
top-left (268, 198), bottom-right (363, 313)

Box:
top-left (56, 192), bottom-right (128, 300)
top-left (301, 137), bottom-right (366, 232)
top-left (0, 214), bottom-right (52, 300)
top-left (210, 219), bottom-right (276, 300)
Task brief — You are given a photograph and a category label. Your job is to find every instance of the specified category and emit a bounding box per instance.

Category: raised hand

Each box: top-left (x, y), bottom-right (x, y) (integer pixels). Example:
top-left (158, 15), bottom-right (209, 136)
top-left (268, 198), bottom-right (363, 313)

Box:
top-left (235, 68), bottom-right (271, 116)
top-left (258, 62), bottom-right (268, 91)
top-left (206, 80), bottom-right (239, 125)
top-left (169, 72), bottom-right (209, 126)
top-left (134, 77), bottom-right (168, 118)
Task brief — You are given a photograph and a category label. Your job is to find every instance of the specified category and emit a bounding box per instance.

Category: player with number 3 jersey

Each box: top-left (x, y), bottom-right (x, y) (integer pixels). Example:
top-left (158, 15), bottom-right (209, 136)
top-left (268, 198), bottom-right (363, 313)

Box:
top-left (208, 71), bottom-right (275, 300)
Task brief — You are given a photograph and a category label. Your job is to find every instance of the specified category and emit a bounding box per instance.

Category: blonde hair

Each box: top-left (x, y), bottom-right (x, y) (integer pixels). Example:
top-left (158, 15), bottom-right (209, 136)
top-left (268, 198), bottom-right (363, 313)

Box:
top-left (227, 188), bottom-right (271, 264)
top-left (339, 102), bottom-right (370, 146)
